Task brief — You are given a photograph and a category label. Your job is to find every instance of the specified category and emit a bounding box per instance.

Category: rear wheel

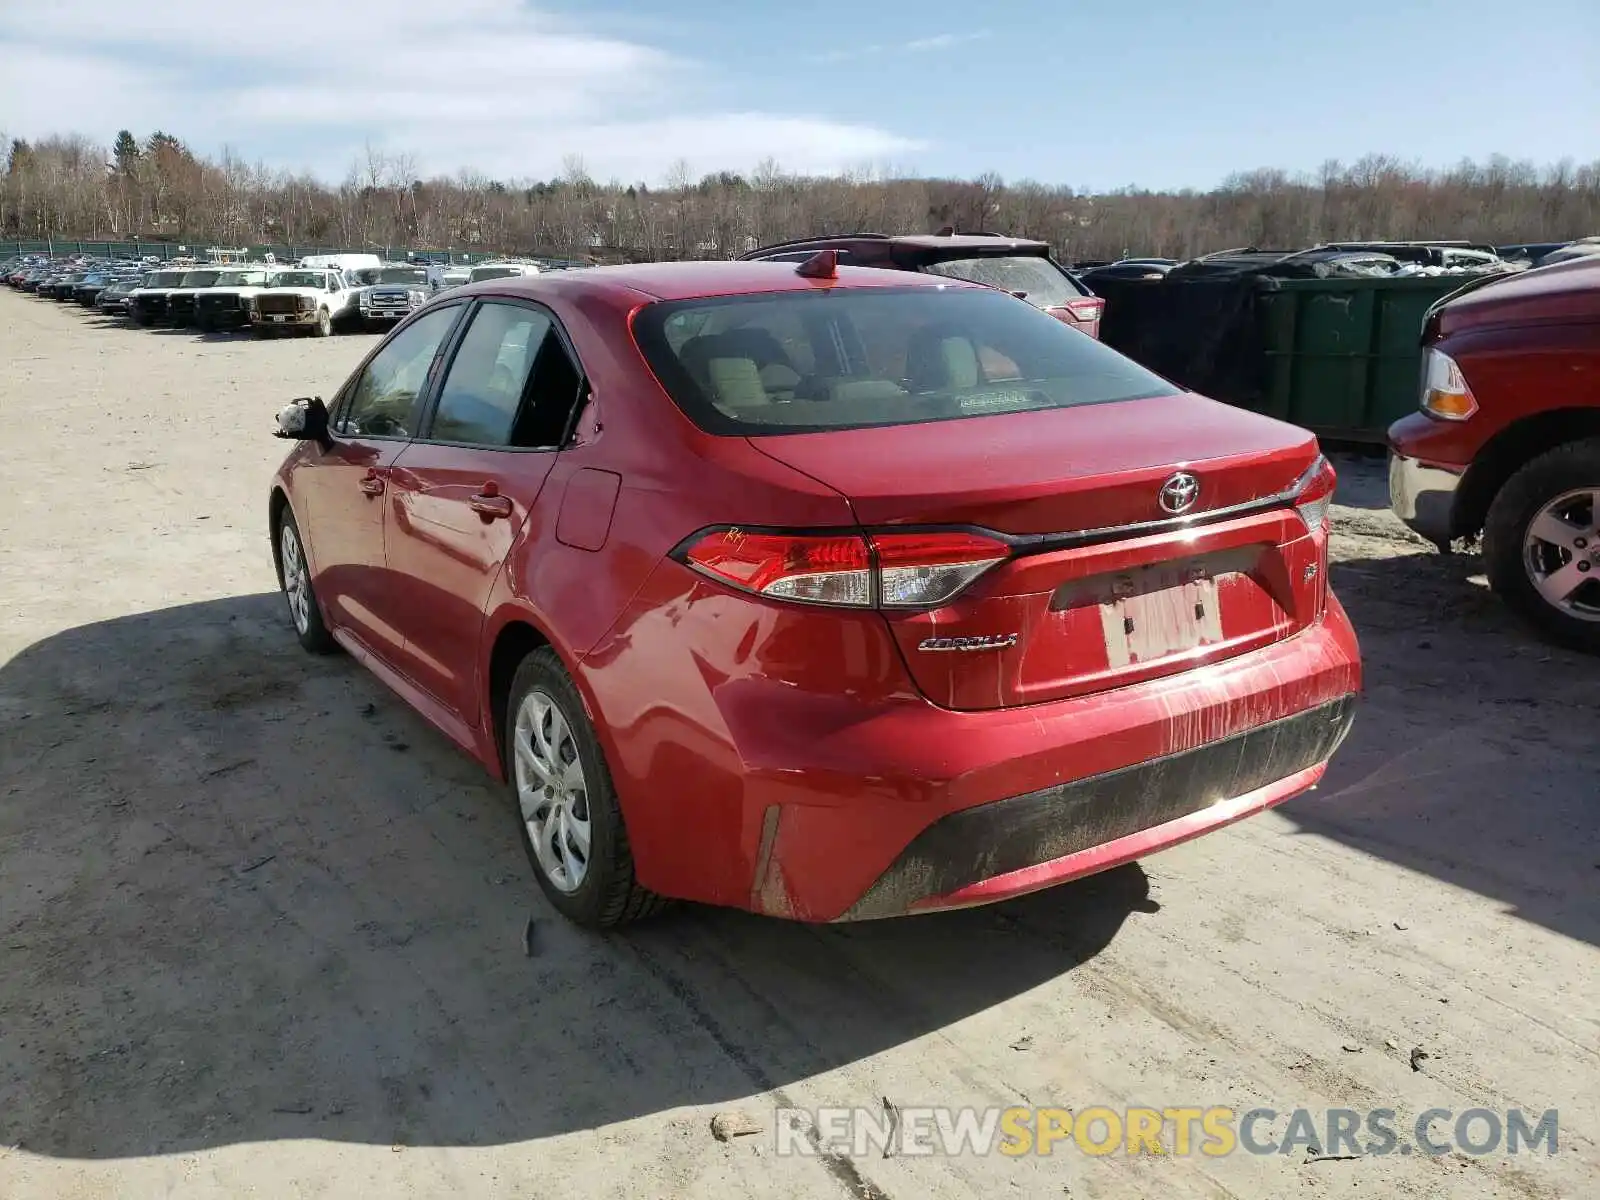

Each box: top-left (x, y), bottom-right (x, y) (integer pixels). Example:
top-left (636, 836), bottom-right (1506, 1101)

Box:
top-left (1484, 438), bottom-right (1600, 654)
top-left (275, 509), bottom-right (337, 654)
top-left (504, 649), bottom-right (667, 928)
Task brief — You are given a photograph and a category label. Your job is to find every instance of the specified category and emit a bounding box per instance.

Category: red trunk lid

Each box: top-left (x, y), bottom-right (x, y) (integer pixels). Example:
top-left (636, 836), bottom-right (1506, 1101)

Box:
top-left (751, 396), bottom-right (1328, 710)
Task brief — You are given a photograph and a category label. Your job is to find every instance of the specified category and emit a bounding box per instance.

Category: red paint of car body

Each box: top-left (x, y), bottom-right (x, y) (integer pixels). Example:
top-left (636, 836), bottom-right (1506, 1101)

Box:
top-left (272, 261), bottom-right (1361, 922)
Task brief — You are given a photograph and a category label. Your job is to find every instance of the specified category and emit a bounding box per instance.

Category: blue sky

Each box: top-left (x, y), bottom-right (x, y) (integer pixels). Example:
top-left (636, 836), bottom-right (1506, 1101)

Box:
top-left (0, 0), bottom-right (1594, 189)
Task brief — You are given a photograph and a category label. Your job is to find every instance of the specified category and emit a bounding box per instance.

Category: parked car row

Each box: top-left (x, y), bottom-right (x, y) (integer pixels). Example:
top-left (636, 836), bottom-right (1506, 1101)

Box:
top-left (1, 253), bottom-right (556, 337)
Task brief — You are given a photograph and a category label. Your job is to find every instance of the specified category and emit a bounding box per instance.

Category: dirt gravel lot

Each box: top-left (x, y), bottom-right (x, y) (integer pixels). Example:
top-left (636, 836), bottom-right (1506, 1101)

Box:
top-left (1, 288), bottom-right (1597, 1200)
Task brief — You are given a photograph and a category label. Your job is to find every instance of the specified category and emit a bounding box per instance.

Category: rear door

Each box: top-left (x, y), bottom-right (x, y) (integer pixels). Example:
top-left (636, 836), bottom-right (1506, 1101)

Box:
top-left (384, 299), bottom-right (587, 722)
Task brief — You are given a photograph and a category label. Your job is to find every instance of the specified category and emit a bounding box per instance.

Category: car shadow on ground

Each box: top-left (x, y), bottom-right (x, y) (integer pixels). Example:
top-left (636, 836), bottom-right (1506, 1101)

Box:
top-left (1287, 546), bottom-right (1600, 948)
top-left (0, 594), bottom-right (1150, 1158)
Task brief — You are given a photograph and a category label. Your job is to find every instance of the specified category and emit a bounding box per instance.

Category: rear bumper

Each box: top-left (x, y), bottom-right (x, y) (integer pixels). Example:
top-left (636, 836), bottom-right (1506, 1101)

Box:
top-left (842, 697), bottom-right (1353, 919)
top-left (704, 599), bottom-right (1361, 922)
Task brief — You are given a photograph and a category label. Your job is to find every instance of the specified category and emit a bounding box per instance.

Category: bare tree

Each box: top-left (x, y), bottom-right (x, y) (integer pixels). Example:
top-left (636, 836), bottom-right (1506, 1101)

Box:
top-left (4, 129), bottom-right (1598, 264)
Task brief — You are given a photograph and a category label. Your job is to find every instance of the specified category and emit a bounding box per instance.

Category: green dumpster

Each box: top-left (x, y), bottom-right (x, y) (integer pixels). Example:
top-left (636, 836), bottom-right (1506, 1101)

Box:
top-left (1254, 276), bottom-right (1468, 442)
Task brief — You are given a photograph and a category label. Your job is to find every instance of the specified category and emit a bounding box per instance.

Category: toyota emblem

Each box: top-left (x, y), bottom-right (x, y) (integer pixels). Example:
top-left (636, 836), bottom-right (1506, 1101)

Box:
top-left (1158, 471), bottom-right (1201, 515)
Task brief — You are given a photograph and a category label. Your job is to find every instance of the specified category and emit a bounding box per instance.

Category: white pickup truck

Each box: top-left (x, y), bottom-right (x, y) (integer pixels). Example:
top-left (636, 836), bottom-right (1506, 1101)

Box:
top-left (246, 267), bottom-right (361, 337)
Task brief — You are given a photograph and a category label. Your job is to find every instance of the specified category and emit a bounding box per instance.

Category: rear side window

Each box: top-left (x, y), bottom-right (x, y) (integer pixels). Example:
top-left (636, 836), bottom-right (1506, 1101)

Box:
top-left (429, 302), bottom-right (584, 448)
top-left (922, 255), bottom-right (1085, 307)
top-left (633, 287), bottom-right (1175, 436)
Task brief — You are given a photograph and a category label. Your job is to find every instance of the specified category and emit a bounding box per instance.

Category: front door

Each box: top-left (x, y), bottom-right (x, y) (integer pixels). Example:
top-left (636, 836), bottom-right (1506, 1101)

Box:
top-left (299, 302), bottom-right (466, 658)
top-left (385, 300), bottom-right (586, 722)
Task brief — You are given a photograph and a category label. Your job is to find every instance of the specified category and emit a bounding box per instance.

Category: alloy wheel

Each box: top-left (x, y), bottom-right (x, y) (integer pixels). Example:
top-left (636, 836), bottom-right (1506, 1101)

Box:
top-left (1522, 487), bottom-right (1600, 622)
top-left (512, 689), bottom-right (592, 893)
top-left (279, 522), bottom-right (312, 635)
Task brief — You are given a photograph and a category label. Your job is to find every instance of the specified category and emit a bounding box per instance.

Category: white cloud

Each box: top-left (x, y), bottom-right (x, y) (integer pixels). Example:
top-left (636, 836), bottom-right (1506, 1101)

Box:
top-left (0, 0), bottom-right (925, 182)
top-left (905, 32), bottom-right (991, 52)
top-left (809, 30), bottom-right (991, 64)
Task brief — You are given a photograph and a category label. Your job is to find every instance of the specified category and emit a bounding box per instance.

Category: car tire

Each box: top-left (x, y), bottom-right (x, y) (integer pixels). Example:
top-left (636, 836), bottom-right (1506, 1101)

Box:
top-left (503, 648), bottom-right (668, 928)
top-left (314, 308), bottom-right (332, 338)
top-left (274, 508), bottom-right (337, 655)
top-left (1483, 437), bottom-right (1600, 654)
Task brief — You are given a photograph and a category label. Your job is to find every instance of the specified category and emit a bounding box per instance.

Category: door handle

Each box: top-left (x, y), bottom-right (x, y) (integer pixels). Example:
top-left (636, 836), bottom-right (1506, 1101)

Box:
top-left (470, 492), bottom-right (513, 519)
top-left (469, 481), bottom-right (513, 519)
top-left (359, 471), bottom-right (385, 496)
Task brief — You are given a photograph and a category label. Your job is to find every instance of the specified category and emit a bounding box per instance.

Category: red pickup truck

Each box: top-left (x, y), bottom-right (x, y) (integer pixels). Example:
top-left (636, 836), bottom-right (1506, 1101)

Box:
top-left (1388, 256), bottom-right (1600, 652)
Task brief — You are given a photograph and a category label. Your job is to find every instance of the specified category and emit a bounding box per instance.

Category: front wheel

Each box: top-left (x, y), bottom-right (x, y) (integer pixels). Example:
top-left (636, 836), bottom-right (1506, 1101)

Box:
top-left (314, 307), bottom-right (332, 337)
top-left (504, 649), bottom-right (667, 928)
top-left (275, 509), bottom-right (337, 654)
top-left (1483, 438), bottom-right (1600, 654)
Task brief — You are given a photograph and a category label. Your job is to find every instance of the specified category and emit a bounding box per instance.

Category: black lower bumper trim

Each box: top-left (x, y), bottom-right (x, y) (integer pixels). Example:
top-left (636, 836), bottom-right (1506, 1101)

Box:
top-left (841, 695), bottom-right (1356, 920)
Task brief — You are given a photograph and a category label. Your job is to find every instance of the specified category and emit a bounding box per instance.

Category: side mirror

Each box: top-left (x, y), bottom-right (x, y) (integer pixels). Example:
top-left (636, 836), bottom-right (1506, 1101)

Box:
top-left (275, 396), bottom-right (331, 447)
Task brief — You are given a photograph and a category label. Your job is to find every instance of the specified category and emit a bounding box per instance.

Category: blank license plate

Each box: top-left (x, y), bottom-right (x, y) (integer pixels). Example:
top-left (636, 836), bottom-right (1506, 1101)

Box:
top-left (1098, 565), bottom-right (1225, 667)
top-left (271, 315), bottom-right (287, 323)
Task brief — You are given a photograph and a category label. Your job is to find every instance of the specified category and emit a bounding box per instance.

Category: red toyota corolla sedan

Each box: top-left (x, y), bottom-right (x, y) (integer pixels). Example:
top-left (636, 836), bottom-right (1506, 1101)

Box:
top-left (269, 256), bottom-right (1360, 928)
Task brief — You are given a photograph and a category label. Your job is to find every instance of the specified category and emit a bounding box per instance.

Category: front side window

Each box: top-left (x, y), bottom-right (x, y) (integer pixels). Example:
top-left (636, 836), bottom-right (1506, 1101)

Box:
top-left (337, 305), bottom-right (462, 439)
top-left (429, 302), bottom-right (582, 448)
top-left (633, 286), bottom-right (1176, 436)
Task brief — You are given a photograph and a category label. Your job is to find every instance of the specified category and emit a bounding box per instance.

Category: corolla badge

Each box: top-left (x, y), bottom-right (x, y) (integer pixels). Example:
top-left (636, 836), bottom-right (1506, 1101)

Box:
top-left (1158, 471), bottom-right (1201, 515)
top-left (917, 633), bottom-right (1019, 653)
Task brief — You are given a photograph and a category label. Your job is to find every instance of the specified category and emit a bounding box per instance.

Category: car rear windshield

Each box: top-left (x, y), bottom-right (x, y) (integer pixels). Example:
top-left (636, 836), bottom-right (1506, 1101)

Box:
top-left (632, 286), bottom-right (1177, 436)
top-left (469, 266), bottom-right (522, 281)
top-left (921, 255), bottom-right (1086, 307)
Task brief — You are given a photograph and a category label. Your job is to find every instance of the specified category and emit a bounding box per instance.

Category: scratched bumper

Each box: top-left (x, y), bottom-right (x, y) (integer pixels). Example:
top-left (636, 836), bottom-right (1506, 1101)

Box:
top-left (840, 696), bottom-right (1354, 919)
top-left (746, 597), bottom-right (1361, 921)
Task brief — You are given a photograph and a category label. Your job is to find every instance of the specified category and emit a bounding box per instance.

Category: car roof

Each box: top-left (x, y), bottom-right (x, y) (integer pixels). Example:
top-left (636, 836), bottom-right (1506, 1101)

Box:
top-left (451, 259), bottom-right (990, 304)
top-left (746, 232), bottom-right (1050, 255)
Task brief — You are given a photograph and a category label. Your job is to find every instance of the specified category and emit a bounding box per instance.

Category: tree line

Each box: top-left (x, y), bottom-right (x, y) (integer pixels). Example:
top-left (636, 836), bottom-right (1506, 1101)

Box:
top-left (2, 129), bottom-right (1597, 262)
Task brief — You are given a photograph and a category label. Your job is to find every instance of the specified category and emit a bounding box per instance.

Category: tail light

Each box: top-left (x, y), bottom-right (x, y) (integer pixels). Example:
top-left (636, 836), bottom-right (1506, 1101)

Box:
top-left (1063, 297), bottom-right (1105, 324)
top-left (678, 528), bottom-right (1010, 609)
top-left (1291, 455), bottom-right (1337, 533)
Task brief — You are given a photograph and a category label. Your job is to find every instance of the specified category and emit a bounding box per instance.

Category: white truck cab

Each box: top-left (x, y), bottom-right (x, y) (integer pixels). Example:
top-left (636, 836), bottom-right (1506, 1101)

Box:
top-left (467, 261), bottom-right (541, 283)
top-left (194, 267), bottom-right (278, 331)
top-left (247, 267), bottom-right (360, 337)
top-left (296, 252), bottom-right (383, 272)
